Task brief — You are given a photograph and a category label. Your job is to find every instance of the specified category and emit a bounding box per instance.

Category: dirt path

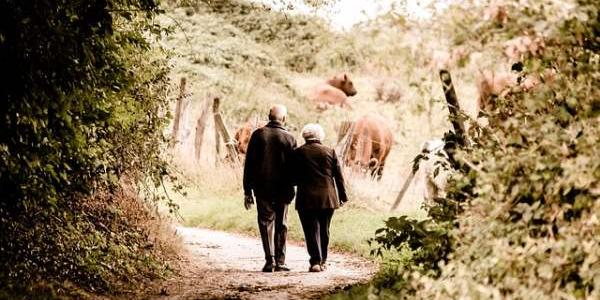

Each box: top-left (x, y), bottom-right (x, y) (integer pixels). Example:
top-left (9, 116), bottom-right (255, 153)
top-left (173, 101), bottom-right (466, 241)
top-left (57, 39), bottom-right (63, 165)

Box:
top-left (145, 226), bottom-right (376, 300)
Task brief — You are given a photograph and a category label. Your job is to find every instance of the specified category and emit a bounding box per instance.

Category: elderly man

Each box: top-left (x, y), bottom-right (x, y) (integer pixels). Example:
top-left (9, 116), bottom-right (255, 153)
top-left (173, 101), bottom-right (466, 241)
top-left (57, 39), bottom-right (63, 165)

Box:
top-left (292, 123), bottom-right (348, 272)
top-left (243, 105), bottom-right (297, 272)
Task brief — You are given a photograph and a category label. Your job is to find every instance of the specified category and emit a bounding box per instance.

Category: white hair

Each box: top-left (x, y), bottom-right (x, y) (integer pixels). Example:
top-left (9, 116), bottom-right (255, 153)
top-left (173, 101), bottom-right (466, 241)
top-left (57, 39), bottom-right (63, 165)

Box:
top-left (268, 104), bottom-right (287, 121)
top-left (301, 123), bottom-right (325, 141)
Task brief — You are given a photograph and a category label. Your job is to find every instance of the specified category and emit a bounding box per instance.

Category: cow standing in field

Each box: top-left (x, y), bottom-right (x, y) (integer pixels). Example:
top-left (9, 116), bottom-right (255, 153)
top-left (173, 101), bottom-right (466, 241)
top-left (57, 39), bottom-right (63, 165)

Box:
top-left (345, 114), bottom-right (393, 180)
top-left (309, 74), bottom-right (357, 111)
top-left (234, 120), bottom-right (268, 156)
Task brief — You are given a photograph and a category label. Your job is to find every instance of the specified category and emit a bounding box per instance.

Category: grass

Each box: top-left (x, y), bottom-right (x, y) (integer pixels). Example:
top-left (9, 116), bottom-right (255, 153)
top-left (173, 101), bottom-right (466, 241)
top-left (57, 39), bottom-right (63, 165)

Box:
top-left (164, 164), bottom-right (418, 257)
top-left (158, 0), bottom-right (484, 264)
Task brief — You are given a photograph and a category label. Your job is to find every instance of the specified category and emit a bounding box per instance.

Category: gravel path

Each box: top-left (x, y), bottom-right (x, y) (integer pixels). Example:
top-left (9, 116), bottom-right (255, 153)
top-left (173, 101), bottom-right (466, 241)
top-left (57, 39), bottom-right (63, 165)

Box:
top-left (144, 226), bottom-right (376, 300)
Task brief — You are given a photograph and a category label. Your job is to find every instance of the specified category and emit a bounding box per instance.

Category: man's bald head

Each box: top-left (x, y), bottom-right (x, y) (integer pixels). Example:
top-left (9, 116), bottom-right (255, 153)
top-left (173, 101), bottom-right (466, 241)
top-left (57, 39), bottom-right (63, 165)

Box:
top-left (268, 104), bottom-right (287, 123)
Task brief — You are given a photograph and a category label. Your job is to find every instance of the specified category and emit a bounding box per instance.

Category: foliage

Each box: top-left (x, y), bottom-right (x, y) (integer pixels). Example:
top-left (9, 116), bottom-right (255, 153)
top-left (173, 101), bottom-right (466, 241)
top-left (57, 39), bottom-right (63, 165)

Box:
top-left (0, 0), bottom-right (175, 297)
top-left (367, 130), bottom-right (475, 296)
top-left (158, 0), bottom-right (376, 145)
top-left (173, 0), bottom-right (363, 73)
top-left (363, 0), bottom-right (600, 299)
top-left (162, 170), bottom-right (401, 256)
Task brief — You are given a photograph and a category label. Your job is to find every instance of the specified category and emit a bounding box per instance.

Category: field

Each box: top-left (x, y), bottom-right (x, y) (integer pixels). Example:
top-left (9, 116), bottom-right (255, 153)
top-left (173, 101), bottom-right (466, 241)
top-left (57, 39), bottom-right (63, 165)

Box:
top-left (169, 179), bottom-right (401, 256)
top-left (159, 1), bottom-right (600, 299)
top-left (157, 2), bottom-right (464, 257)
top-left (4, 0), bottom-right (597, 298)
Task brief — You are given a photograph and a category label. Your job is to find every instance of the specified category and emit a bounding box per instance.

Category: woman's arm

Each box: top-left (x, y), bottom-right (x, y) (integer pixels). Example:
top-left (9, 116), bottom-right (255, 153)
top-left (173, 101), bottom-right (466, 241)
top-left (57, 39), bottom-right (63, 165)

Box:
top-left (332, 150), bottom-right (348, 204)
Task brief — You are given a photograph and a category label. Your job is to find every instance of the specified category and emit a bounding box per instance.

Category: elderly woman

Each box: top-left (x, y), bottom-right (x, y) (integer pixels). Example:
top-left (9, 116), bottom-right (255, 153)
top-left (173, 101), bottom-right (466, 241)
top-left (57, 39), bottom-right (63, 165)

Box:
top-left (292, 123), bottom-right (348, 272)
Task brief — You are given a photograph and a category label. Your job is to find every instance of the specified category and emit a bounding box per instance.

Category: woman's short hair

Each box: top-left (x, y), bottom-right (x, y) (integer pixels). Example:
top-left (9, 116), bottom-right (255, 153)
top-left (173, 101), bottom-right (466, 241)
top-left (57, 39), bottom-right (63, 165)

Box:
top-left (301, 123), bottom-right (325, 141)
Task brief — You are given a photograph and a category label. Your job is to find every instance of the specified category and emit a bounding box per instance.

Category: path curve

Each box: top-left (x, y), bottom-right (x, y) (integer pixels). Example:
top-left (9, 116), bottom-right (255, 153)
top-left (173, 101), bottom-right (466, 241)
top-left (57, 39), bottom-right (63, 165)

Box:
top-left (148, 226), bottom-right (376, 300)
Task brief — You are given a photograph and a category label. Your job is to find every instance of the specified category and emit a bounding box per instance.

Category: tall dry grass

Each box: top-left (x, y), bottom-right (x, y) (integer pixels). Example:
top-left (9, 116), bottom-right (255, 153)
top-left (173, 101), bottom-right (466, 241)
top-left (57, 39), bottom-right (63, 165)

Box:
top-left (157, 0), bottom-right (512, 256)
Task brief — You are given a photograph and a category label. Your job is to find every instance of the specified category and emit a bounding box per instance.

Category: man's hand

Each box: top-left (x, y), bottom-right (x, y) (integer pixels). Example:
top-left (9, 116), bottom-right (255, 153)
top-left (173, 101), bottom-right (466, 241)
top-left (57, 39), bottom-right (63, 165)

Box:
top-left (244, 195), bottom-right (254, 210)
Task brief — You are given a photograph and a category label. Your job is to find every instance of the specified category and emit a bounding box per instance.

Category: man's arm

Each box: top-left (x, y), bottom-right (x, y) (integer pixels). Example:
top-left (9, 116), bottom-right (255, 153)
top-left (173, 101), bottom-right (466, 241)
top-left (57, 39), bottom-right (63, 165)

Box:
top-left (243, 132), bottom-right (260, 196)
top-left (284, 134), bottom-right (298, 181)
top-left (332, 150), bottom-right (348, 204)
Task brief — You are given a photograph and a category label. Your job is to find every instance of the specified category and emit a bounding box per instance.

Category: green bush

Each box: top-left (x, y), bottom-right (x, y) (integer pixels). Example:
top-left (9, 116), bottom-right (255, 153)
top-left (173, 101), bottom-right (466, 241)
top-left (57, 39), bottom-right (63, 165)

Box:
top-left (364, 1), bottom-right (600, 299)
top-left (0, 0), bottom-right (175, 297)
top-left (180, 0), bottom-right (362, 72)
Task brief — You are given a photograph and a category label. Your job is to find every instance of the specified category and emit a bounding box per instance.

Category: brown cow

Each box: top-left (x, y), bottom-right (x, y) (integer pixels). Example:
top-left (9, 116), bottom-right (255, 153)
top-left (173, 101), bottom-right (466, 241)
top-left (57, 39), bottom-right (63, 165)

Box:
top-left (504, 34), bottom-right (545, 62)
top-left (233, 120), bottom-right (267, 156)
top-left (309, 73), bottom-right (357, 111)
top-left (476, 70), bottom-right (520, 115)
top-left (344, 114), bottom-right (393, 180)
top-left (476, 67), bottom-right (557, 116)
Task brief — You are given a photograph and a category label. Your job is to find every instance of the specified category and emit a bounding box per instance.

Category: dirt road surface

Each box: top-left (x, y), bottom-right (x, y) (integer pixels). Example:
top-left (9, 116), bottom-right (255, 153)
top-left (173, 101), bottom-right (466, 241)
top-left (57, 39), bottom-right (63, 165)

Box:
top-left (145, 226), bottom-right (376, 300)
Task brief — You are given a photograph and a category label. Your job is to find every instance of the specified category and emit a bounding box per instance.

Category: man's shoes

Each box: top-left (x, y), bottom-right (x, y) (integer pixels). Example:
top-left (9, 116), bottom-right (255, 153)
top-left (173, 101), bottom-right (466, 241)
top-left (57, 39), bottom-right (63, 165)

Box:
top-left (275, 264), bottom-right (291, 272)
top-left (320, 262), bottom-right (327, 271)
top-left (262, 262), bottom-right (275, 272)
top-left (309, 264), bottom-right (322, 272)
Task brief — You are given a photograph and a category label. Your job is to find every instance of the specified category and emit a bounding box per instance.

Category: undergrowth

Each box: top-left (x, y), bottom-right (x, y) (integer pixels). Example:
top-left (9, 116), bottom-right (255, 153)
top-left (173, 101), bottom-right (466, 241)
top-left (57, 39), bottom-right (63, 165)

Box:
top-left (337, 1), bottom-right (600, 299)
top-left (0, 0), bottom-right (180, 298)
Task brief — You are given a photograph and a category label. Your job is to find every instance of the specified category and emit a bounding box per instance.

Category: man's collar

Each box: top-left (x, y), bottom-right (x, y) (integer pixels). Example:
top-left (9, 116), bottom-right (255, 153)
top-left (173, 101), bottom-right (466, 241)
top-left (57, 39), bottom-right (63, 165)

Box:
top-left (266, 120), bottom-right (286, 130)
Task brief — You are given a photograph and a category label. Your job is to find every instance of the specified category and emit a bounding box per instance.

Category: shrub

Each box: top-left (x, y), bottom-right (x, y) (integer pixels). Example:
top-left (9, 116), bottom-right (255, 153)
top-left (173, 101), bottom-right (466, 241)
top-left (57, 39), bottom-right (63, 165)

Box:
top-left (366, 1), bottom-right (600, 299)
top-left (183, 0), bottom-right (363, 72)
top-left (0, 0), bottom-right (176, 297)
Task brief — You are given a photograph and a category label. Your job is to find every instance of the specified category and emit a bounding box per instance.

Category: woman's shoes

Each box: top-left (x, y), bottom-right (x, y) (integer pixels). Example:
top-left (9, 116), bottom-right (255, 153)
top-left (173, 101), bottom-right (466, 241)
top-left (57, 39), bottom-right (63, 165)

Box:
top-left (309, 264), bottom-right (322, 272)
top-left (308, 261), bottom-right (328, 272)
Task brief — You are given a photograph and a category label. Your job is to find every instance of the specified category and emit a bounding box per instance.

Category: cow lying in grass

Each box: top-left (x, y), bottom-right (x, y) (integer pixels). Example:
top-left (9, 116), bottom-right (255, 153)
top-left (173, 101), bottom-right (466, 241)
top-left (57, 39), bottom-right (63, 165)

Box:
top-left (309, 73), bottom-right (357, 111)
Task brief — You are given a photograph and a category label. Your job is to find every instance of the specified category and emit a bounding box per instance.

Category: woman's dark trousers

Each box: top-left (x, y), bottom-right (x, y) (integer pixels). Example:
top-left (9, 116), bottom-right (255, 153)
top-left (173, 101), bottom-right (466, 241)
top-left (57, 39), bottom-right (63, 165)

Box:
top-left (298, 209), bottom-right (334, 266)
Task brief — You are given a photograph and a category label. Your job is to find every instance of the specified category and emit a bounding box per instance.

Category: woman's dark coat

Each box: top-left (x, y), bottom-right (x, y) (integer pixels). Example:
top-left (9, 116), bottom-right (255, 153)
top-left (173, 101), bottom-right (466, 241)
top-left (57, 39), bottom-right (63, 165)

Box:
top-left (292, 140), bottom-right (348, 210)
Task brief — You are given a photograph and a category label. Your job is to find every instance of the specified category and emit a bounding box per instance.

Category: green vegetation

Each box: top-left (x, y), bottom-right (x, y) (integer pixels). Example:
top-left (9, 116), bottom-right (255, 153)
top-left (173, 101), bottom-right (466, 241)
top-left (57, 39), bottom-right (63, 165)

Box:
top-left (4, 0), bottom-right (596, 298)
top-left (158, 0), bottom-right (366, 130)
top-left (0, 0), bottom-right (177, 298)
top-left (339, 0), bottom-right (600, 299)
top-left (169, 178), bottom-right (400, 255)
top-left (159, 0), bottom-right (440, 266)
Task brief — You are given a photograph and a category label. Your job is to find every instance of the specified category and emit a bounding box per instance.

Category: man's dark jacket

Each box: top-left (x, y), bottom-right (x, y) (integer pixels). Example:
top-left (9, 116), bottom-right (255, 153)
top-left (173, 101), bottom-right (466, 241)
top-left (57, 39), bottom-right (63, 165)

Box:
top-left (243, 121), bottom-right (297, 203)
top-left (292, 140), bottom-right (348, 210)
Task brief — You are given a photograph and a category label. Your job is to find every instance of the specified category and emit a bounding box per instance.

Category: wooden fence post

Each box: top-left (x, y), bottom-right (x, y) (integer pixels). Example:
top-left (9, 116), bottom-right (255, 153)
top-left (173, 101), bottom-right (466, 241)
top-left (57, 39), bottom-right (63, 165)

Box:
top-left (194, 98), bottom-right (211, 162)
top-left (338, 122), bottom-right (355, 164)
top-left (213, 97), bottom-right (222, 163)
top-left (214, 114), bottom-right (239, 165)
top-left (172, 77), bottom-right (187, 143)
top-left (391, 70), bottom-right (466, 211)
top-left (212, 97), bottom-right (239, 165)
top-left (439, 70), bottom-right (466, 146)
top-left (390, 169), bottom-right (416, 211)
